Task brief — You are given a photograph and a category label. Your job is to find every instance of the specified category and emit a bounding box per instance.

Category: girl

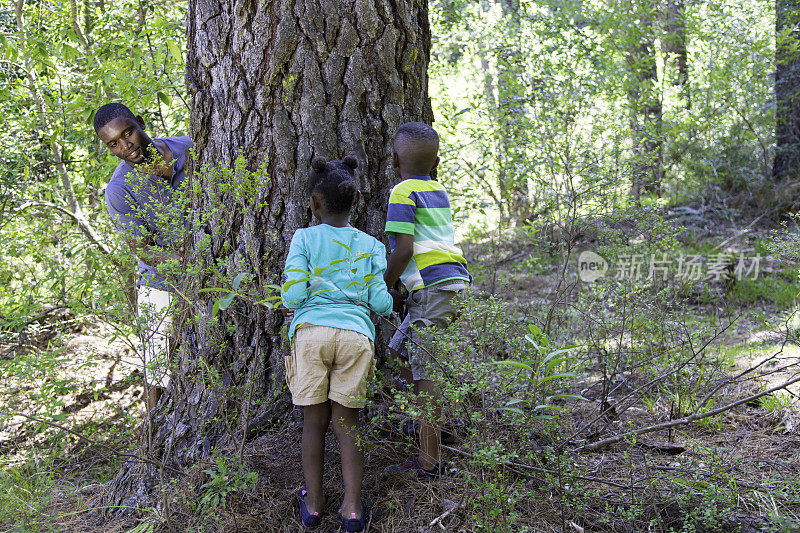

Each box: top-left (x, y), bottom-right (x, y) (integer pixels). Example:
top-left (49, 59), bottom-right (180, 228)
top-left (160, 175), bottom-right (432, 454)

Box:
top-left (282, 155), bottom-right (393, 532)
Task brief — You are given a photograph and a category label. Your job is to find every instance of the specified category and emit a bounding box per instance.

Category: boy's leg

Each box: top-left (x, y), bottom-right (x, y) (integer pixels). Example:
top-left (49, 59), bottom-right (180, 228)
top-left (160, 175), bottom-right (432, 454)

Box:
top-left (302, 401), bottom-right (331, 514)
top-left (146, 386), bottom-right (164, 411)
top-left (414, 378), bottom-right (442, 469)
top-left (330, 401), bottom-right (363, 518)
top-left (404, 284), bottom-right (465, 472)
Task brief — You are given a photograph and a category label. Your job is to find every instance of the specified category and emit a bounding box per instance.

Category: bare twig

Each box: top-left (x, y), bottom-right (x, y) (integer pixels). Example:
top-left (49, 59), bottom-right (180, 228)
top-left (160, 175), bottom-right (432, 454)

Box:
top-left (5, 411), bottom-right (183, 475)
top-left (576, 373), bottom-right (800, 452)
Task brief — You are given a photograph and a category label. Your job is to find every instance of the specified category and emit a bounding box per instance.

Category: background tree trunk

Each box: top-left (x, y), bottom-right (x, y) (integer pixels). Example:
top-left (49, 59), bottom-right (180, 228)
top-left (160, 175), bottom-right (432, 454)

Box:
top-left (663, 0), bottom-right (689, 107)
top-left (775, 0), bottom-right (800, 182)
top-left (103, 0), bottom-right (432, 510)
top-left (626, 0), bottom-right (663, 199)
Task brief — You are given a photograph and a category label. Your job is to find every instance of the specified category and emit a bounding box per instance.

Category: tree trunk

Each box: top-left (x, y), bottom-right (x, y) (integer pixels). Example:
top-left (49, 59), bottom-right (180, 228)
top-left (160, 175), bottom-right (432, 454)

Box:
top-left (663, 0), bottom-right (689, 107)
top-left (626, 0), bottom-right (663, 199)
top-left (775, 0), bottom-right (800, 182)
top-left (103, 0), bottom-right (432, 511)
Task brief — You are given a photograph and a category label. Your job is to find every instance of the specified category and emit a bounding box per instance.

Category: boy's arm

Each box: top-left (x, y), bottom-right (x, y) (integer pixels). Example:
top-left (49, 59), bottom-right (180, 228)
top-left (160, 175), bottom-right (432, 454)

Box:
top-left (281, 233), bottom-right (310, 309)
top-left (384, 233), bottom-right (414, 288)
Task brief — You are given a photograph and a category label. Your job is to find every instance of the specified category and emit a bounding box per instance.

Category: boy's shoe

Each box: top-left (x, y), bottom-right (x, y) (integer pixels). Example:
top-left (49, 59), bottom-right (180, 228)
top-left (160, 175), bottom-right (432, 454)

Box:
top-left (338, 503), bottom-right (368, 533)
top-left (297, 484), bottom-right (322, 529)
top-left (386, 457), bottom-right (443, 480)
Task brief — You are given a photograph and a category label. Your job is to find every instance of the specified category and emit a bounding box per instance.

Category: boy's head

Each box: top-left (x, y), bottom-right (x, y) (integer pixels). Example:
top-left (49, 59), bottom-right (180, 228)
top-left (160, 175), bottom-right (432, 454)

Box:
top-left (392, 122), bottom-right (440, 177)
top-left (308, 155), bottom-right (360, 215)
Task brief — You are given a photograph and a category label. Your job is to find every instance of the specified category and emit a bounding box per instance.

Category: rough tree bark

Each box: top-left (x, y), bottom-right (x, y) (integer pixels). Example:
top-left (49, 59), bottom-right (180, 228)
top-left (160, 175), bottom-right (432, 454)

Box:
top-left (103, 0), bottom-right (432, 510)
top-left (775, 0), bottom-right (800, 183)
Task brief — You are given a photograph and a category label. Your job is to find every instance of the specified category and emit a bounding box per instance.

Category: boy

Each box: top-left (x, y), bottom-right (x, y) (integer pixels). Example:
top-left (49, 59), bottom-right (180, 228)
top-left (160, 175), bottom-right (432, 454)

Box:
top-left (384, 122), bottom-right (470, 477)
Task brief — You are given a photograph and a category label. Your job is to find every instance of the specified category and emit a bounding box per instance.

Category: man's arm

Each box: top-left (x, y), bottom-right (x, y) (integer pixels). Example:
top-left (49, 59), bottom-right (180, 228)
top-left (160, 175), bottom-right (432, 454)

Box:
top-left (131, 237), bottom-right (183, 268)
top-left (106, 180), bottom-right (182, 269)
top-left (384, 232), bottom-right (414, 289)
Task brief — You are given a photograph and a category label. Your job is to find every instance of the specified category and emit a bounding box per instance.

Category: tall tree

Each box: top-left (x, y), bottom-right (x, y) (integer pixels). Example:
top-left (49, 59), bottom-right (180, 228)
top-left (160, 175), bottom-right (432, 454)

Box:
top-left (775, 0), bottom-right (800, 182)
top-left (625, 0), bottom-right (663, 199)
top-left (663, 0), bottom-right (689, 107)
top-left (104, 0), bottom-right (433, 507)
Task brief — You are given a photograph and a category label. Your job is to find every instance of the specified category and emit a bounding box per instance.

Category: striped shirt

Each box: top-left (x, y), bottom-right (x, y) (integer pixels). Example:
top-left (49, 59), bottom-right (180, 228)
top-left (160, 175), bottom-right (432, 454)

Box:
top-left (385, 176), bottom-right (470, 291)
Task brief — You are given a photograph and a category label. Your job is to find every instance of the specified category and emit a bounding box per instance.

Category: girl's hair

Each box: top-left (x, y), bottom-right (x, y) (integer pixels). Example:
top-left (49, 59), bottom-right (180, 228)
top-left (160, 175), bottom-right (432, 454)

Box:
top-left (308, 155), bottom-right (359, 214)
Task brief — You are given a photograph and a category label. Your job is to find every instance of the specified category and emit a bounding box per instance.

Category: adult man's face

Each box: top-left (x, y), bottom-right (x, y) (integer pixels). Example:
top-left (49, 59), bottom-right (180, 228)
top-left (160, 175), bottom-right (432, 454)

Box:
top-left (97, 115), bottom-right (153, 166)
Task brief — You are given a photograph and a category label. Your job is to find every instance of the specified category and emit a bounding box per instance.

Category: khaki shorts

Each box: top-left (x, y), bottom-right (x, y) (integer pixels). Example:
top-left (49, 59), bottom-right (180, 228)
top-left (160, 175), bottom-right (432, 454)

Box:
top-left (388, 281), bottom-right (466, 381)
top-left (286, 324), bottom-right (375, 408)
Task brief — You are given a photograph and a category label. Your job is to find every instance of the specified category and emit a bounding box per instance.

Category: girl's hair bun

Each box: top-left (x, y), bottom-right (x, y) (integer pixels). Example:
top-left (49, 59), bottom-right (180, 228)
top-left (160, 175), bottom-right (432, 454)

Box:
top-left (311, 156), bottom-right (328, 172)
top-left (343, 155), bottom-right (358, 170)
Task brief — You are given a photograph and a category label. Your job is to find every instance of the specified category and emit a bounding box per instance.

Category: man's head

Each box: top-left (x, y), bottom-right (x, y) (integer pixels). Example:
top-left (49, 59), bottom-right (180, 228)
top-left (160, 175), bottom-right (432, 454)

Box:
top-left (94, 103), bottom-right (153, 166)
top-left (392, 122), bottom-right (440, 178)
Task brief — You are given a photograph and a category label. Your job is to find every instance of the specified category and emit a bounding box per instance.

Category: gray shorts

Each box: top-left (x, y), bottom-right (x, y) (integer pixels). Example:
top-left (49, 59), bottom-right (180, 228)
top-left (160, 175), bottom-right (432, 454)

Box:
top-left (388, 281), bottom-right (466, 380)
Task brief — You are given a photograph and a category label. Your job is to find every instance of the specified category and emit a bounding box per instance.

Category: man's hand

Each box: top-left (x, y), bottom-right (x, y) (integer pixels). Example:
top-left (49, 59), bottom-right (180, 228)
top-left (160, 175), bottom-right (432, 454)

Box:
top-left (278, 304), bottom-right (294, 321)
top-left (389, 288), bottom-right (405, 313)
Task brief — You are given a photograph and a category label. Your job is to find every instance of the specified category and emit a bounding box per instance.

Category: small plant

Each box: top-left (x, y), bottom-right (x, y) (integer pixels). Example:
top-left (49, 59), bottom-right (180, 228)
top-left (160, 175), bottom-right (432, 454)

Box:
top-left (198, 455), bottom-right (258, 512)
top-left (493, 324), bottom-right (586, 422)
top-left (759, 390), bottom-right (797, 413)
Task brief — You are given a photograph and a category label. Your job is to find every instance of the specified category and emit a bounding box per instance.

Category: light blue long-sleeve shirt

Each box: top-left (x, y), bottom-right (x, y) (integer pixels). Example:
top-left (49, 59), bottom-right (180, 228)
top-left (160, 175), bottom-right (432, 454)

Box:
top-left (281, 224), bottom-right (393, 340)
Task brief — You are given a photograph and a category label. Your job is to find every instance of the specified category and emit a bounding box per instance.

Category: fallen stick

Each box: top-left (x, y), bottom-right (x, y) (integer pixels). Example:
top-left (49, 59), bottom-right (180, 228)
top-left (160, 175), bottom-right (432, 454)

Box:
top-left (430, 501), bottom-right (462, 529)
top-left (577, 372), bottom-right (800, 452)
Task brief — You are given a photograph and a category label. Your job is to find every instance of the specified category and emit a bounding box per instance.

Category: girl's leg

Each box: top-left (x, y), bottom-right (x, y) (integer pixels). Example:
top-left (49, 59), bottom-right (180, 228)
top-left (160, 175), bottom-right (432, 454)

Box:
top-left (302, 401), bottom-right (331, 513)
top-left (330, 401), bottom-right (363, 518)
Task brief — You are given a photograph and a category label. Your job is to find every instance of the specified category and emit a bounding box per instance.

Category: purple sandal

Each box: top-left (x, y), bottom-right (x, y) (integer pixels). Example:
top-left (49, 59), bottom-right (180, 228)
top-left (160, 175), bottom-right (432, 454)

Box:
top-left (338, 503), bottom-right (368, 533)
top-left (297, 484), bottom-right (322, 529)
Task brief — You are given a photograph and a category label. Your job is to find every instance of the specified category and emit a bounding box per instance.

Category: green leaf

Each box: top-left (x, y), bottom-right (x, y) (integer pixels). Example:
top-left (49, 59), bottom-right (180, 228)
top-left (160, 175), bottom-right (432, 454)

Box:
top-left (167, 40), bottom-right (183, 63)
top-left (332, 239), bottom-right (351, 252)
top-left (493, 360), bottom-right (534, 372)
top-left (157, 91), bottom-right (172, 106)
top-left (353, 252), bottom-right (376, 262)
top-left (345, 281), bottom-right (361, 289)
top-left (282, 278), bottom-right (310, 291)
top-left (311, 289), bottom-right (334, 296)
top-left (548, 394), bottom-right (588, 402)
top-left (496, 406), bottom-right (525, 415)
top-left (217, 292), bottom-right (236, 311)
top-left (232, 273), bottom-right (247, 291)
top-left (313, 266), bottom-right (327, 276)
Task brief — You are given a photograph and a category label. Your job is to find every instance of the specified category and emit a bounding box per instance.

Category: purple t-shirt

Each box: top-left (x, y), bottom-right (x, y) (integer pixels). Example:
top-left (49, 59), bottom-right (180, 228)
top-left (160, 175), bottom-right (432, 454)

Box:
top-left (104, 136), bottom-right (193, 290)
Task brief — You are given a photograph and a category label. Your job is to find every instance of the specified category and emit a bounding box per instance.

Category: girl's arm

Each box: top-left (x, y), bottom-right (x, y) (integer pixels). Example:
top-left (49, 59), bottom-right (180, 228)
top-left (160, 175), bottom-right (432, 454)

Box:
top-left (367, 241), bottom-right (394, 316)
top-left (281, 232), bottom-right (311, 309)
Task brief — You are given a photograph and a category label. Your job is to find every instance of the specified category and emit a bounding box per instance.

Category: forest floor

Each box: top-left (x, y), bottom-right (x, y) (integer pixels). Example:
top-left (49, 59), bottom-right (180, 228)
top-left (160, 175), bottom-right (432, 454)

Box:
top-left (2, 212), bottom-right (800, 532)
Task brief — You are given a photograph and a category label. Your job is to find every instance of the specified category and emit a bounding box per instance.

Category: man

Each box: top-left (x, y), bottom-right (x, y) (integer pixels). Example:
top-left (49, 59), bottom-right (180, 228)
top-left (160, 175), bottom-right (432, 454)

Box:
top-left (95, 103), bottom-right (193, 410)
